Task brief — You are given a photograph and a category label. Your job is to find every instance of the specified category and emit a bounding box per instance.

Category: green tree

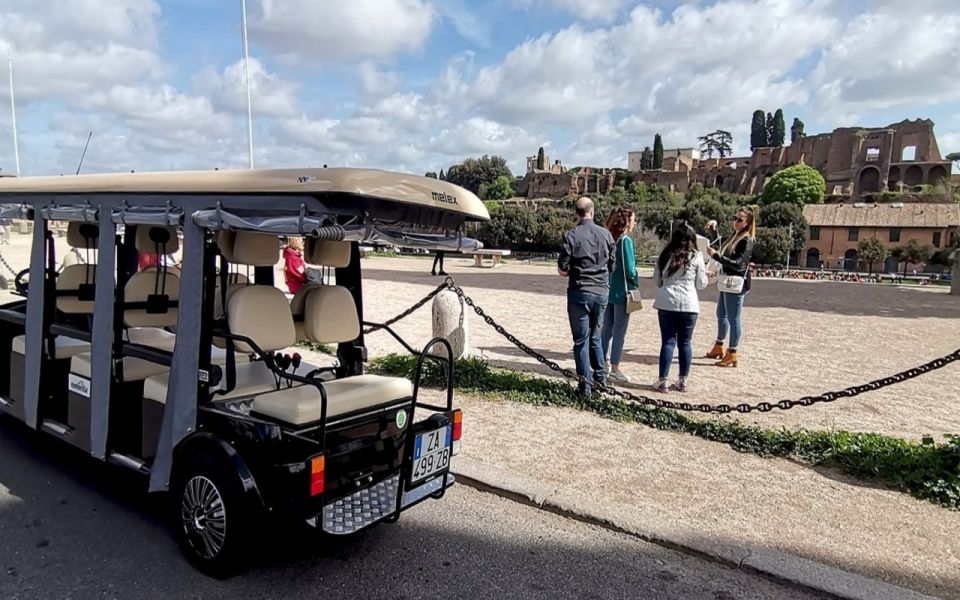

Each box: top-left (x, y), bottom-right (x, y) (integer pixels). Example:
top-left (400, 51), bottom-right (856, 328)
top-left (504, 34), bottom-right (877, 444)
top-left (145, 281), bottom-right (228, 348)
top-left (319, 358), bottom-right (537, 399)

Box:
top-left (536, 146), bottom-right (545, 170)
top-left (635, 203), bottom-right (677, 239)
top-left (899, 238), bottom-right (934, 274)
top-left (676, 197), bottom-right (736, 237)
top-left (698, 130), bottom-right (733, 159)
top-left (758, 201), bottom-right (808, 254)
top-left (628, 181), bottom-right (649, 204)
top-left (480, 205), bottom-right (537, 250)
top-left (857, 237), bottom-right (889, 274)
top-left (772, 109), bottom-right (786, 147)
top-left (438, 169), bottom-right (445, 181)
top-left (753, 227), bottom-right (793, 265)
top-left (790, 118), bottom-right (805, 144)
top-left (766, 112), bottom-right (775, 148)
top-left (444, 155), bottom-right (513, 194)
top-left (653, 134), bottom-right (664, 169)
top-left (424, 171), bottom-right (438, 179)
top-left (607, 186), bottom-right (627, 205)
top-left (750, 110), bottom-right (767, 150)
top-left (761, 165), bottom-right (826, 207)
top-left (640, 146), bottom-right (654, 169)
top-left (483, 175), bottom-right (514, 200)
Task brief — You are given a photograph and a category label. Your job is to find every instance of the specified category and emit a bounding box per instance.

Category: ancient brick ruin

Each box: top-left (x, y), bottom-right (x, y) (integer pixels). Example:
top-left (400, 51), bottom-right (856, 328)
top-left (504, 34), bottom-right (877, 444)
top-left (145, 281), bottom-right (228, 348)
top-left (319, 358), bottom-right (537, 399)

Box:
top-left (515, 119), bottom-right (954, 200)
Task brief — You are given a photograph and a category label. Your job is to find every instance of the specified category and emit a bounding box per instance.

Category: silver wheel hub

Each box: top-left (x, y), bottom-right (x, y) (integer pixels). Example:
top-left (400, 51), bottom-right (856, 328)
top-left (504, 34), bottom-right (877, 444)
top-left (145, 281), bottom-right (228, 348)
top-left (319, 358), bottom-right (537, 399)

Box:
top-left (181, 475), bottom-right (227, 560)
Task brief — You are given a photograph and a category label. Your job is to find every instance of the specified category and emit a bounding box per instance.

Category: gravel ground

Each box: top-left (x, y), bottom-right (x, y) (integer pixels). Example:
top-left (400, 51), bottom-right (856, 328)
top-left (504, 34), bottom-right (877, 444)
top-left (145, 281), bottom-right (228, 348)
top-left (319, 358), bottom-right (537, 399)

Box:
top-left (0, 417), bottom-right (821, 600)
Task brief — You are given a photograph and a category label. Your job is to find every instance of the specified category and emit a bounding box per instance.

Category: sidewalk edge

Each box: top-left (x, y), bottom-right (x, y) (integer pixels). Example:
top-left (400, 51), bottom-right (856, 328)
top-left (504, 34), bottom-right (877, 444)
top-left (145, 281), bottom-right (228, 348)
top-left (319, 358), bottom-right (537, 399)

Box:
top-left (450, 457), bottom-right (941, 600)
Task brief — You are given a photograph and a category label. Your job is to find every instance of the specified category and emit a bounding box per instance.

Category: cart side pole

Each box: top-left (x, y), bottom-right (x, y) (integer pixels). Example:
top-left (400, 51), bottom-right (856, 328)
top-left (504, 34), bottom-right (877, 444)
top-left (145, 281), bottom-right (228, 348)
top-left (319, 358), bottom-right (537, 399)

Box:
top-left (89, 203), bottom-right (117, 459)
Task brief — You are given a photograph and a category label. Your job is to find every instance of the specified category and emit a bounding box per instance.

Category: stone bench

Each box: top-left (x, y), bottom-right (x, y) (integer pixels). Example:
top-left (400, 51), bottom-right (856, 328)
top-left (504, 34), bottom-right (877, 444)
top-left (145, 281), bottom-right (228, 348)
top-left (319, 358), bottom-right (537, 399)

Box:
top-left (469, 249), bottom-right (511, 268)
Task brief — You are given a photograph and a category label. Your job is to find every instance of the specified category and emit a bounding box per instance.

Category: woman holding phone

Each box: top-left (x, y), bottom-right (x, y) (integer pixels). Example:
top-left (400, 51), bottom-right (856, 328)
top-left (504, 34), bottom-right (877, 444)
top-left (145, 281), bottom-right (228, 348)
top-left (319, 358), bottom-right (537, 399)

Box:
top-left (705, 206), bottom-right (757, 368)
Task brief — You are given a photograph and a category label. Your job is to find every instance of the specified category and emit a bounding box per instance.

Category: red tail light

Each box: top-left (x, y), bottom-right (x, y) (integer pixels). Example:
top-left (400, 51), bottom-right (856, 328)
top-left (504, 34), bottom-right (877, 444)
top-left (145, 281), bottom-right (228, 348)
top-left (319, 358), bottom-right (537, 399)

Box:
top-left (451, 410), bottom-right (462, 455)
top-left (452, 409), bottom-right (463, 441)
top-left (310, 455), bottom-right (325, 496)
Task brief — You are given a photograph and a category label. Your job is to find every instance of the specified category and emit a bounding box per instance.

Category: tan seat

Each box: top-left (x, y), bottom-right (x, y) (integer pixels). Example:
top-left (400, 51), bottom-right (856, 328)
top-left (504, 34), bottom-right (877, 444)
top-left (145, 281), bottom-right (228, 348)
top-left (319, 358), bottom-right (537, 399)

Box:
top-left (71, 351), bottom-right (169, 383)
top-left (126, 327), bottom-right (246, 365)
top-left (252, 375), bottom-right (412, 424)
top-left (11, 334), bottom-right (88, 359)
top-left (250, 284), bottom-right (413, 425)
top-left (142, 359), bottom-right (315, 404)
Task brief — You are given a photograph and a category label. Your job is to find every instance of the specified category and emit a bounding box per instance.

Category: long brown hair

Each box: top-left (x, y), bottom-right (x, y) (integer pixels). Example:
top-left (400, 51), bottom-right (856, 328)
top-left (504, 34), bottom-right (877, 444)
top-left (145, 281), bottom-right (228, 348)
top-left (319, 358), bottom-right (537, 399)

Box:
top-left (720, 205), bottom-right (757, 255)
top-left (658, 221), bottom-right (698, 278)
top-left (605, 207), bottom-right (635, 241)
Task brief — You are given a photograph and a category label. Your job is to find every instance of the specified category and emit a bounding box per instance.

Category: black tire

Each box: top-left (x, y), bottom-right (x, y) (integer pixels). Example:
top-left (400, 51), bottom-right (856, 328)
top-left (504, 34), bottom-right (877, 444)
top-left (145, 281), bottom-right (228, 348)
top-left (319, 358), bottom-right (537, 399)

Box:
top-left (172, 454), bottom-right (259, 577)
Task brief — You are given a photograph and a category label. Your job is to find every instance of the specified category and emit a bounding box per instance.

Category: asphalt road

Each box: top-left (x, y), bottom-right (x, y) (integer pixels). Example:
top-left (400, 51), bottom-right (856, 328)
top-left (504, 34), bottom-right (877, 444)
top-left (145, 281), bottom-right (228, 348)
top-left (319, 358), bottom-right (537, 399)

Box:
top-left (0, 417), bottom-right (823, 600)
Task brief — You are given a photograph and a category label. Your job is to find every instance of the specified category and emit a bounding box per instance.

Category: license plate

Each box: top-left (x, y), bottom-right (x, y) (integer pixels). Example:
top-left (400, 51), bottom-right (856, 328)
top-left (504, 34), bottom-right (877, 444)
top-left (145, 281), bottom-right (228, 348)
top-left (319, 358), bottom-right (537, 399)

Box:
top-left (411, 426), bottom-right (451, 484)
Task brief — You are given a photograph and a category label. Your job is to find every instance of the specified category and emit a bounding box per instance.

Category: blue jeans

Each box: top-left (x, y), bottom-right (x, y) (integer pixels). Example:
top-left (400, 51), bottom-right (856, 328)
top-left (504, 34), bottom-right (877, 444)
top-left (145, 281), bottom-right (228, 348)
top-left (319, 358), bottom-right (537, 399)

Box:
top-left (716, 291), bottom-right (747, 349)
top-left (658, 310), bottom-right (699, 379)
top-left (601, 302), bottom-right (631, 365)
top-left (567, 290), bottom-right (608, 394)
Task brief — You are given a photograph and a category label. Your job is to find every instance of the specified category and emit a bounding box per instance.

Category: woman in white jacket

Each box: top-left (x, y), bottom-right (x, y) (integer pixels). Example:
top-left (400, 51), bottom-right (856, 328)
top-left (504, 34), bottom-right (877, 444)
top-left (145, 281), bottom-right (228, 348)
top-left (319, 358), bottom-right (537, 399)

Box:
top-left (652, 222), bottom-right (708, 393)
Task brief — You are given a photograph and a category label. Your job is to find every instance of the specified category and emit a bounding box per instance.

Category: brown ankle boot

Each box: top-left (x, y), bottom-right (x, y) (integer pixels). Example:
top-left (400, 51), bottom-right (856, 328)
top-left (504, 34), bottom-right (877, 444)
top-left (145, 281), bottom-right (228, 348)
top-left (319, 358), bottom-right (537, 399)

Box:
top-left (716, 350), bottom-right (738, 368)
top-left (705, 342), bottom-right (725, 359)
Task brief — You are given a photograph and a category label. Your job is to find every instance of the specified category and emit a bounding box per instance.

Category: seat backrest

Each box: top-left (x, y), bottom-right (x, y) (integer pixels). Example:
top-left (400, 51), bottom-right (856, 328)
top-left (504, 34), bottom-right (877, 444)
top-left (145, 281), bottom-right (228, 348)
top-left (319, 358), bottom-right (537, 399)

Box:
top-left (303, 286), bottom-right (360, 344)
top-left (305, 239), bottom-right (351, 268)
top-left (125, 226), bottom-right (181, 328)
top-left (57, 222), bottom-right (100, 314)
top-left (213, 272), bottom-right (251, 320)
top-left (223, 231), bottom-right (287, 353)
top-left (228, 286), bottom-right (296, 353)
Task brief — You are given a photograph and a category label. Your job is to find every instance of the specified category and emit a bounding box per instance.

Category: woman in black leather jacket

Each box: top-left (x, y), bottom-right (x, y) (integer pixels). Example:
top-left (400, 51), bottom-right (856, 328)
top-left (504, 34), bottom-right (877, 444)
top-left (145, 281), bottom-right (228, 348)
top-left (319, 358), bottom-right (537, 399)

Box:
top-left (705, 206), bottom-right (756, 367)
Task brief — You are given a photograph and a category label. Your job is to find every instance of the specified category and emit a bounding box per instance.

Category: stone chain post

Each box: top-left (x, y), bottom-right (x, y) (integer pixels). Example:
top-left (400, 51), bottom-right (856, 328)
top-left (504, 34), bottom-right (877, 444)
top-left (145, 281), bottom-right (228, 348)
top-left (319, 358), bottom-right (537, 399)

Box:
top-left (431, 289), bottom-right (469, 359)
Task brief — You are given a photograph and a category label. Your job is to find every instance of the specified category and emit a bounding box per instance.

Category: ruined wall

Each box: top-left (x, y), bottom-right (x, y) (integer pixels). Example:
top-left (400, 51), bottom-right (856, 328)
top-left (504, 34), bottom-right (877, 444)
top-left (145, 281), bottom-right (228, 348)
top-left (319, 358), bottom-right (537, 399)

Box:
top-left (640, 119), bottom-right (952, 198)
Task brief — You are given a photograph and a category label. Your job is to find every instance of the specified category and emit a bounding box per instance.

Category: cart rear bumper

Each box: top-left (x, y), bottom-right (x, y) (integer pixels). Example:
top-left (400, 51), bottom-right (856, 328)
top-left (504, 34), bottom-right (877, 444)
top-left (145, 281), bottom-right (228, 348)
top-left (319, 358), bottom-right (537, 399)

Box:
top-left (312, 473), bottom-right (454, 535)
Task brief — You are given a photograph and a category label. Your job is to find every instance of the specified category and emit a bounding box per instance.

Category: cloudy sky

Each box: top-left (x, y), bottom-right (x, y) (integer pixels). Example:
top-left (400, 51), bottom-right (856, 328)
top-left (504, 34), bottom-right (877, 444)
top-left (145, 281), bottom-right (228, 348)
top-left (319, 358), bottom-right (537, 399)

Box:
top-left (0, 0), bottom-right (958, 177)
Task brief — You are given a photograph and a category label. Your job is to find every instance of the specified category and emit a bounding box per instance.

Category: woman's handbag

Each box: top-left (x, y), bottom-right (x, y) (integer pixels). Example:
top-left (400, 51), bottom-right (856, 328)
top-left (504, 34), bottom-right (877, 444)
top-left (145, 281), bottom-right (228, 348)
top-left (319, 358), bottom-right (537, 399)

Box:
top-left (717, 273), bottom-right (745, 294)
top-left (621, 239), bottom-right (643, 313)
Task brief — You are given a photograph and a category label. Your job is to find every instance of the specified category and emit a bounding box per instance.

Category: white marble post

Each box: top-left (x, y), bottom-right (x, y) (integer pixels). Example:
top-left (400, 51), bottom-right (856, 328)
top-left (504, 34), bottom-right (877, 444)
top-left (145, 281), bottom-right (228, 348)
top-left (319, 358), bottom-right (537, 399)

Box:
top-left (431, 289), bottom-right (469, 359)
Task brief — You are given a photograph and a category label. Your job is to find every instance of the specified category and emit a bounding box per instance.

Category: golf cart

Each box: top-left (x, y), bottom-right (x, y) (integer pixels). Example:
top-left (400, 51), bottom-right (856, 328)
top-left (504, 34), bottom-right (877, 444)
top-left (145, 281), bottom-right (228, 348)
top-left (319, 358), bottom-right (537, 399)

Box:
top-left (0, 168), bottom-right (487, 574)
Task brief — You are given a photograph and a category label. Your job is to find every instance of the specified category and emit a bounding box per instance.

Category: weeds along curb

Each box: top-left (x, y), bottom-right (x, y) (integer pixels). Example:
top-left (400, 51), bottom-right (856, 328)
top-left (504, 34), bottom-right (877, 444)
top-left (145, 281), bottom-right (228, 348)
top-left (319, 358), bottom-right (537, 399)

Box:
top-left (371, 354), bottom-right (960, 510)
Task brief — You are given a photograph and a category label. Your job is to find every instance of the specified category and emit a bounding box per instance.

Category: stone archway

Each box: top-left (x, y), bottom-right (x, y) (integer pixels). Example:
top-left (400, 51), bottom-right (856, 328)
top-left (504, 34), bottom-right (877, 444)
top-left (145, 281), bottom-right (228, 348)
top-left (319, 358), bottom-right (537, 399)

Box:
top-left (715, 175), bottom-right (724, 188)
top-left (805, 248), bottom-right (821, 268)
top-left (884, 255), bottom-right (900, 274)
top-left (887, 166), bottom-right (901, 191)
top-left (844, 249), bottom-right (859, 272)
top-left (904, 165), bottom-right (923, 187)
top-left (857, 167), bottom-right (881, 193)
top-left (928, 165), bottom-right (948, 186)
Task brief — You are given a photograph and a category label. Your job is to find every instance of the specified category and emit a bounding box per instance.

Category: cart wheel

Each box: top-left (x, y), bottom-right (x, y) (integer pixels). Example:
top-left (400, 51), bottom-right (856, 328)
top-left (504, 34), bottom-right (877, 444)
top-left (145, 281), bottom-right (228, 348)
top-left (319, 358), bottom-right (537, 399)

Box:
top-left (173, 455), bottom-right (257, 577)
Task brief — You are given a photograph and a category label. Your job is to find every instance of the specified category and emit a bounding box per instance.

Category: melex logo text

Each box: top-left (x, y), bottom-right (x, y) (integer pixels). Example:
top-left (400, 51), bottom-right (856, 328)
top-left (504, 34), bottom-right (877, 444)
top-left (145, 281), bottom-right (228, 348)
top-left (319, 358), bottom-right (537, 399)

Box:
top-left (431, 192), bottom-right (458, 205)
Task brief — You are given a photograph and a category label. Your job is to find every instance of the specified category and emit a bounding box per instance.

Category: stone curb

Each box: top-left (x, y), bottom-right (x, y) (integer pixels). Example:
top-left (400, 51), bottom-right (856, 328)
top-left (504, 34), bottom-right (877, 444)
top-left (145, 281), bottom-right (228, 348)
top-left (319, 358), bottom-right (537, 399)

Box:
top-left (450, 457), bottom-right (941, 600)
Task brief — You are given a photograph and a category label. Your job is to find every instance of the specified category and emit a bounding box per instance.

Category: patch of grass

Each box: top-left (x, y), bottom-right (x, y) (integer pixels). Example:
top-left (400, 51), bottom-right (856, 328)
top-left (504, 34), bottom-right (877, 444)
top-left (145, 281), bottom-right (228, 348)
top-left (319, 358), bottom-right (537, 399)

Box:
top-left (293, 340), bottom-right (335, 355)
top-left (371, 353), bottom-right (960, 509)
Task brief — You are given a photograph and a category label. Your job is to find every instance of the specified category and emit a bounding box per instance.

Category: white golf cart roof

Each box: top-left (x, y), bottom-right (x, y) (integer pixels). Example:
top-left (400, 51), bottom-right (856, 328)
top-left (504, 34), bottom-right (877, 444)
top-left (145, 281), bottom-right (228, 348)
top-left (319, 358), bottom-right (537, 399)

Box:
top-left (0, 167), bottom-right (489, 224)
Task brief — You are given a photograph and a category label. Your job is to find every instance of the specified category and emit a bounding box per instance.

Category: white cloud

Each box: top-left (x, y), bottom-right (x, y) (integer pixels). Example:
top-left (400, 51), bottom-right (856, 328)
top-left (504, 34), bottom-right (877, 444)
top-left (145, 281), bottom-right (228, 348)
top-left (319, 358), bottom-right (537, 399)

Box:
top-left (193, 58), bottom-right (300, 117)
top-left (250, 0), bottom-right (436, 61)
top-left (0, 0), bottom-right (164, 102)
top-left (356, 62), bottom-right (400, 97)
top-left (808, 8), bottom-right (960, 116)
top-left (515, 0), bottom-right (628, 23)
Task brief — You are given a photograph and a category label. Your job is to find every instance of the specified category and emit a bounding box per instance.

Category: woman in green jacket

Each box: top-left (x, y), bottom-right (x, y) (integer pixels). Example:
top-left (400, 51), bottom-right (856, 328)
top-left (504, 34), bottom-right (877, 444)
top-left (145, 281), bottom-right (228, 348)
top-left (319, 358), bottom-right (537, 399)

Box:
top-left (601, 207), bottom-right (639, 383)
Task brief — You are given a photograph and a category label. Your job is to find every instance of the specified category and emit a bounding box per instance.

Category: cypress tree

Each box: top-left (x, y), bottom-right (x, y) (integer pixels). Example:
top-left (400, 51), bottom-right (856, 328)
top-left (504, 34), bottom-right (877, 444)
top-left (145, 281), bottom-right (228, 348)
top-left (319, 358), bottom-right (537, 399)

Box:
top-left (790, 118), bottom-right (805, 144)
top-left (766, 112), bottom-right (775, 148)
top-left (439, 169), bottom-right (445, 181)
top-left (536, 146), bottom-right (545, 170)
top-left (772, 109), bottom-right (786, 146)
top-left (653, 134), bottom-right (664, 169)
top-left (750, 110), bottom-right (767, 150)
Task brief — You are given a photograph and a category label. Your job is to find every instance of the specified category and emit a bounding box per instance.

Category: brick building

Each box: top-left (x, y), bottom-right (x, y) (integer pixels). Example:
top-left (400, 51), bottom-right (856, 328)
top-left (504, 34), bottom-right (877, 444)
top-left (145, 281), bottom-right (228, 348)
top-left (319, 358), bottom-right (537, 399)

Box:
top-left (801, 202), bottom-right (960, 272)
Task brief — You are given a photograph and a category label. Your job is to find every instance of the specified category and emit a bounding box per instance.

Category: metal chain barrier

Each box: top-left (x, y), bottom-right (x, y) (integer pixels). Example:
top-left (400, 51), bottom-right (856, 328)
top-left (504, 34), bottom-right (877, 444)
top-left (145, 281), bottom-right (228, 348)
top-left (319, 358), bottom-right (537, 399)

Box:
top-left (0, 252), bottom-right (19, 277)
top-left (362, 281), bottom-right (451, 335)
top-left (366, 276), bottom-right (960, 414)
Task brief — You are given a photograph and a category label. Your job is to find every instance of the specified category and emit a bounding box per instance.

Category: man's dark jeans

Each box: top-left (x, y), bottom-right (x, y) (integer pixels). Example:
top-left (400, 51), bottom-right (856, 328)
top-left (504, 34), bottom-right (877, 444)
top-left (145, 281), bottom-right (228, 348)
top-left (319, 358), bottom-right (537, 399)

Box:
top-left (567, 289), bottom-right (608, 395)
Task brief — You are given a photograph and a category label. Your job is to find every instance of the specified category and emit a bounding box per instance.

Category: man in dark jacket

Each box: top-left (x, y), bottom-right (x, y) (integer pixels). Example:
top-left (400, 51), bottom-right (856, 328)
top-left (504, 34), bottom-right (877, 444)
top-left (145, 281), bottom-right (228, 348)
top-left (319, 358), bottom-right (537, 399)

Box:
top-left (558, 197), bottom-right (615, 395)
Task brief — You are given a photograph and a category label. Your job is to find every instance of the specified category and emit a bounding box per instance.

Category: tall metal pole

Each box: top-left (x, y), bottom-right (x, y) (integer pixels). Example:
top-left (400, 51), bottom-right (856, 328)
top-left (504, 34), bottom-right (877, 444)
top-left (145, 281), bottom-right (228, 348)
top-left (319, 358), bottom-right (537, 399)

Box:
top-left (7, 44), bottom-right (21, 176)
top-left (240, 0), bottom-right (255, 169)
top-left (786, 222), bottom-right (793, 269)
